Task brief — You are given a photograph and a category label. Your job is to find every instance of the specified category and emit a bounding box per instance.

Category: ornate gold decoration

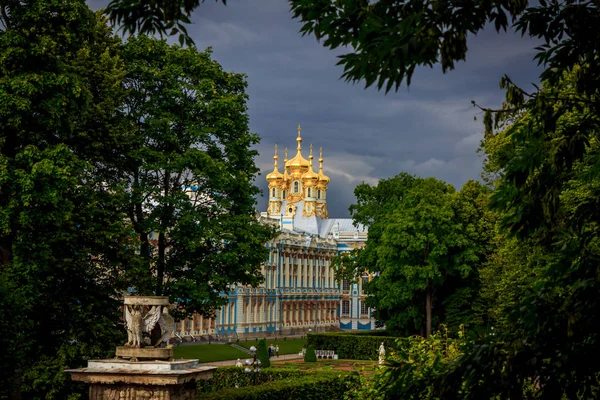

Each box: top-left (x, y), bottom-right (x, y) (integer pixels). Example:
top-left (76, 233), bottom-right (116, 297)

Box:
top-left (286, 203), bottom-right (297, 217)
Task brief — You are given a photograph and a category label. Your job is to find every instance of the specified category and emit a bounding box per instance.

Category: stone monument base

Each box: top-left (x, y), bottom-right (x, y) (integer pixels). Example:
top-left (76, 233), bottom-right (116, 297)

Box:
top-left (66, 359), bottom-right (215, 400)
top-left (115, 346), bottom-right (174, 360)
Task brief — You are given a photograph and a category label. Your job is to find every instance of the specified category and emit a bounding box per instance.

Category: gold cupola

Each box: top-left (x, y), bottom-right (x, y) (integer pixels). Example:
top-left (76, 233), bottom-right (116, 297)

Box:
top-left (302, 144), bottom-right (319, 186)
top-left (316, 147), bottom-right (329, 219)
top-left (266, 144), bottom-right (284, 184)
top-left (266, 145), bottom-right (283, 215)
top-left (286, 124), bottom-right (310, 179)
top-left (317, 147), bottom-right (330, 186)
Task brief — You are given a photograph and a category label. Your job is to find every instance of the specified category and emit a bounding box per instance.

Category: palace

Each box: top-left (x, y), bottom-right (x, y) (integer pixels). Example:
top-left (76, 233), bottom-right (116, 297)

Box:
top-left (175, 126), bottom-right (373, 340)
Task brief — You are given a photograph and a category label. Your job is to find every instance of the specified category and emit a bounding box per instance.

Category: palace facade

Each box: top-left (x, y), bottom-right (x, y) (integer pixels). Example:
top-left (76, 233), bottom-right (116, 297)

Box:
top-left (175, 126), bottom-right (373, 340)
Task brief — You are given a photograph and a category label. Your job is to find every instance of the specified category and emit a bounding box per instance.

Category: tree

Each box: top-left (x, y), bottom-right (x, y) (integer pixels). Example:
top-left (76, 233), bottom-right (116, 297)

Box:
top-left (256, 339), bottom-right (271, 368)
top-left (376, 177), bottom-right (457, 338)
top-left (385, 68), bottom-right (600, 399)
top-left (105, 0), bottom-right (226, 46)
top-left (0, 1), bottom-right (136, 398)
top-left (119, 35), bottom-right (277, 320)
top-left (343, 175), bottom-right (493, 337)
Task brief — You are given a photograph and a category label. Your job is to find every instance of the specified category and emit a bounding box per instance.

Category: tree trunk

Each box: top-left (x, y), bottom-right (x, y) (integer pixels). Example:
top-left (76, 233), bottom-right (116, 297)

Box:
top-left (425, 278), bottom-right (432, 338)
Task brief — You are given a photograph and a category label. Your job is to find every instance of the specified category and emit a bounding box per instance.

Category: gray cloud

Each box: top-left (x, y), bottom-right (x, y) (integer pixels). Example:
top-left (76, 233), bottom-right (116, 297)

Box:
top-left (89, 0), bottom-right (543, 217)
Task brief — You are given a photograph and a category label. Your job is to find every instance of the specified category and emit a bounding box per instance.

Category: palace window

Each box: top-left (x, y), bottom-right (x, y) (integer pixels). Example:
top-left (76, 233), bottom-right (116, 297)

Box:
top-left (360, 301), bottom-right (368, 316)
top-left (317, 189), bottom-right (321, 199)
top-left (342, 300), bottom-right (350, 315)
top-left (342, 279), bottom-right (350, 291)
top-left (307, 188), bottom-right (311, 197)
top-left (271, 188), bottom-right (276, 197)
top-left (294, 181), bottom-right (299, 192)
top-left (282, 190), bottom-right (287, 199)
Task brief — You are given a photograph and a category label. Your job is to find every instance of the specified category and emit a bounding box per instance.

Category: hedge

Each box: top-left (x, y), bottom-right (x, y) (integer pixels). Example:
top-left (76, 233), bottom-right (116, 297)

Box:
top-left (198, 366), bottom-right (315, 393)
top-left (199, 372), bottom-right (359, 400)
top-left (307, 332), bottom-right (397, 360)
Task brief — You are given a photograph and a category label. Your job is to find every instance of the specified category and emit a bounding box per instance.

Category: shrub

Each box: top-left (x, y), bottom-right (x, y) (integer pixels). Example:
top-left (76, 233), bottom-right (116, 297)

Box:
top-left (200, 371), bottom-right (359, 400)
top-left (283, 337), bottom-right (287, 341)
top-left (197, 366), bottom-right (351, 393)
top-left (304, 345), bottom-right (317, 362)
top-left (308, 332), bottom-right (397, 360)
top-left (256, 339), bottom-right (270, 368)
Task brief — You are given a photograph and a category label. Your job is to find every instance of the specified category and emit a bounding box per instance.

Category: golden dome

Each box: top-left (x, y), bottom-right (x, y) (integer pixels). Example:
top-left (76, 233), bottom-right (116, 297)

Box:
top-left (317, 147), bottom-right (330, 186)
top-left (266, 144), bottom-right (284, 183)
top-left (286, 124), bottom-right (310, 176)
top-left (302, 144), bottom-right (319, 186)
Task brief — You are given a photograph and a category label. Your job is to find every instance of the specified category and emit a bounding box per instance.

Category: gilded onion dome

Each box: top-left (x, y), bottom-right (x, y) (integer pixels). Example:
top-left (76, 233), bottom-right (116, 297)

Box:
top-left (302, 144), bottom-right (319, 185)
top-left (286, 124), bottom-right (310, 178)
top-left (317, 147), bottom-right (330, 185)
top-left (266, 144), bottom-right (284, 183)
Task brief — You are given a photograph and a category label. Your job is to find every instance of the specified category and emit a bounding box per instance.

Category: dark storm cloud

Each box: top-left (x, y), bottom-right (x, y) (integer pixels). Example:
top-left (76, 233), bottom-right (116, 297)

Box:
top-left (89, 0), bottom-right (543, 218)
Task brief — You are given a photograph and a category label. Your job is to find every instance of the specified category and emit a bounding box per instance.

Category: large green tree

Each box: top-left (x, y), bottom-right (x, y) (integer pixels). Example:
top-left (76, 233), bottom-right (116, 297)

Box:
top-left (0, 1), bottom-right (136, 398)
top-left (119, 36), bottom-right (276, 319)
top-left (340, 175), bottom-right (494, 337)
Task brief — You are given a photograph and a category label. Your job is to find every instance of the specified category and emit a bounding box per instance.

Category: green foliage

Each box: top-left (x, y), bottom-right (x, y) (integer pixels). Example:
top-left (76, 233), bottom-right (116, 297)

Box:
top-left (198, 366), bottom-right (307, 393)
top-left (354, 327), bottom-right (467, 400)
top-left (304, 345), bottom-right (316, 362)
top-left (199, 369), bottom-right (360, 400)
top-left (346, 175), bottom-right (495, 336)
top-left (119, 35), bottom-right (277, 316)
top-left (0, 2), bottom-right (133, 398)
top-left (307, 333), bottom-right (396, 360)
top-left (105, 0), bottom-right (226, 47)
top-left (256, 339), bottom-right (270, 368)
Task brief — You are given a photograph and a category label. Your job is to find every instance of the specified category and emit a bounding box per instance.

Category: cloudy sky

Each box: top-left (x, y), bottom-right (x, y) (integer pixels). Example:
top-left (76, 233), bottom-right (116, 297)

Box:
top-left (92, 0), bottom-right (543, 218)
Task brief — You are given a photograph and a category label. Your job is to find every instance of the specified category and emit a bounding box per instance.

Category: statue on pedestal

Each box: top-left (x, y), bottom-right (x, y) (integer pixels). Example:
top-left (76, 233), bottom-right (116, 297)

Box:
top-left (378, 342), bottom-right (386, 365)
top-left (124, 304), bottom-right (175, 349)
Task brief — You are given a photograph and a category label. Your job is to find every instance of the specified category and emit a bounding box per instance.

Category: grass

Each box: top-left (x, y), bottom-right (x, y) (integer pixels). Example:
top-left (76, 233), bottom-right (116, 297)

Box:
top-left (173, 344), bottom-right (249, 363)
top-left (237, 338), bottom-right (307, 355)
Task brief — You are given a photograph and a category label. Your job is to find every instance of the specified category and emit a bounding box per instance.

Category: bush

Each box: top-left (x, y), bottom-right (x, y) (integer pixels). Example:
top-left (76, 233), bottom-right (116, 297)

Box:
top-left (304, 345), bottom-right (317, 362)
top-left (308, 332), bottom-right (397, 360)
top-left (197, 366), bottom-right (353, 393)
top-left (200, 371), bottom-right (359, 400)
top-left (256, 338), bottom-right (270, 368)
top-left (283, 337), bottom-right (287, 341)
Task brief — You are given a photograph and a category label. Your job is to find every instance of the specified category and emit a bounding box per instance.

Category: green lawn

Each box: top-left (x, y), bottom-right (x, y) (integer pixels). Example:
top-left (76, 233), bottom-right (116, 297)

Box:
top-left (173, 344), bottom-right (249, 363)
top-left (237, 338), bottom-right (307, 355)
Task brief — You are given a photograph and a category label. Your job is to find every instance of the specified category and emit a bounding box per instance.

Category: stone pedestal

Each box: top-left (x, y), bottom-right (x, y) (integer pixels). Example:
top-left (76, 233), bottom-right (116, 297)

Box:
top-left (66, 359), bottom-right (215, 400)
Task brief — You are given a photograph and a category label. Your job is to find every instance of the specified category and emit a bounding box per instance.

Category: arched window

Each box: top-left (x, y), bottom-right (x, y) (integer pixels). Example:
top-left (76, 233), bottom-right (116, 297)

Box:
top-left (271, 188), bottom-right (276, 197)
top-left (294, 181), bottom-right (299, 192)
top-left (307, 188), bottom-right (311, 197)
top-left (282, 190), bottom-right (287, 199)
top-left (317, 189), bottom-right (321, 199)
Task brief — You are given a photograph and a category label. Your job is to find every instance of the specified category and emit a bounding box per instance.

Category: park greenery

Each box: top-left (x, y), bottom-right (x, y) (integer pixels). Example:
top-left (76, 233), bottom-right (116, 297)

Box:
top-left (1, 0), bottom-right (600, 399)
top-left (0, 1), bottom-right (275, 398)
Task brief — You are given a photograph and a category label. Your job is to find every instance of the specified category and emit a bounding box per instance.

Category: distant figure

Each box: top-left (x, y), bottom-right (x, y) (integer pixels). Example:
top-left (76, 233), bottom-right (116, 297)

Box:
top-left (268, 344), bottom-right (273, 358)
top-left (275, 345), bottom-right (279, 358)
top-left (378, 342), bottom-right (386, 365)
top-left (235, 358), bottom-right (243, 368)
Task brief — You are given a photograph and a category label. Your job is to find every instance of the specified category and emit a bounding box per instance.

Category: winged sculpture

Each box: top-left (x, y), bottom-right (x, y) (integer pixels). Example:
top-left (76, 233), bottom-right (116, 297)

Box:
top-left (154, 307), bottom-right (175, 347)
top-left (124, 305), bottom-right (162, 348)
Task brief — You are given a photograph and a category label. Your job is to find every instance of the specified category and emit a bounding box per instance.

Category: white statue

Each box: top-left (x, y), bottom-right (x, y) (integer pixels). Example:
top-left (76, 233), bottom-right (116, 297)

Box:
top-left (154, 307), bottom-right (175, 347)
top-left (235, 358), bottom-right (243, 368)
top-left (378, 342), bottom-right (386, 365)
top-left (124, 305), bottom-right (162, 348)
